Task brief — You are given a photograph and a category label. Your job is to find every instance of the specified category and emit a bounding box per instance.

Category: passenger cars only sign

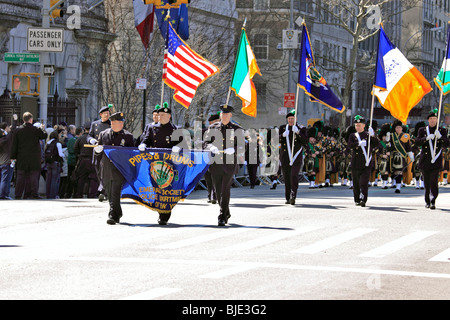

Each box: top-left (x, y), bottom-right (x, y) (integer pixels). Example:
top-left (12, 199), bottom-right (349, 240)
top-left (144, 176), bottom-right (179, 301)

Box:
top-left (27, 28), bottom-right (64, 52)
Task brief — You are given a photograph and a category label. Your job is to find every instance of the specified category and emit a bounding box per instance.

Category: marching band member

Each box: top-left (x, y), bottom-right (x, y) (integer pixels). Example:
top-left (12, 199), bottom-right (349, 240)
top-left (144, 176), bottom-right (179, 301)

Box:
top-left (389, 119), bottom-right (413, 193)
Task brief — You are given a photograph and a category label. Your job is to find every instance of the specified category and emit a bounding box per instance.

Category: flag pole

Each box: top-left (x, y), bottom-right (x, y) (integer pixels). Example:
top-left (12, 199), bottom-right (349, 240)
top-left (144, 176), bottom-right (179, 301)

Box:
top-left (366, 86), bottom-right (376, 166)
top-left (290, 85), bottom-right (300, 165)
top-left (161, 9), bottom-right (171, 106)
top-left (432, 56), bottom-right (448, 163)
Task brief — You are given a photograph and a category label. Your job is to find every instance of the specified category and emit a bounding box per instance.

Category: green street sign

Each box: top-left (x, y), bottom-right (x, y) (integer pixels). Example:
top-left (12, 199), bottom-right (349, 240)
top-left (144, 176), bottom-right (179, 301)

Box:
top-left (4, 53), bottom-right (40, 63)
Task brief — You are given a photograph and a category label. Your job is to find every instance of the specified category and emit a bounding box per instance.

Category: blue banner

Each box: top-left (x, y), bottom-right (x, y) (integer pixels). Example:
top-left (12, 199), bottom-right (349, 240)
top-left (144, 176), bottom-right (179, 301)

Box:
top-left (297, 23), bottom-right (345, 113)
top-left (103, 146), bottom-right (210, 213)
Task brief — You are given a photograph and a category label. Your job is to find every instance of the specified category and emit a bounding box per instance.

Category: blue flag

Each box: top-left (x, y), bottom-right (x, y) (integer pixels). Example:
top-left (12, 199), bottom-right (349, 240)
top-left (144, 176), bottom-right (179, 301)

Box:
top-left (297, 23), bottom-right (345, 113)
top-left (155, 2), bottom-right (189, 40)
top-left (103, 146), bottom-right (209, 213)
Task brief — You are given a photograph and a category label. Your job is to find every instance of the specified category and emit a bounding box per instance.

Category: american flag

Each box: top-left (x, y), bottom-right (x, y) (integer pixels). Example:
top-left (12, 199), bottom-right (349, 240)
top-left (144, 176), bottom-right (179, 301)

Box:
top-left (163, 23), bottom-right (219, 108)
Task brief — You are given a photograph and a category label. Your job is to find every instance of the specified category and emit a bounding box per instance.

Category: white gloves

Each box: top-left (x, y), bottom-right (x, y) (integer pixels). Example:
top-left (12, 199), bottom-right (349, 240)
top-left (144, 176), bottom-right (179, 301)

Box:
top-left (435, 131), bottom-right (442, 139)
top-left (138, 143), bottom-right (146, 151)
top-left (224, 147), bottom-right (235, 155)
top-left (90, 138), bottom-right (98, 145)
top-left (358, 140), bottom-right (367, 147)
top-left (210, 146), bottom-right (219, 154)
top-left (368, 127), bottom-right (375, 137)
top-left (292, 125), bottom-right (299, 133)
top-left (172, 146), bottom-right (181, 153)
top-left (408, 151), bottom-right (414, 162)
top-left (386, 132), bottom-right (390, 142)
top-left (282, 129), bottom-right (289, 137)
top-left (426, 134), bottom-right (435, 141)
top-left (94, 145), bottom-right (103, 153)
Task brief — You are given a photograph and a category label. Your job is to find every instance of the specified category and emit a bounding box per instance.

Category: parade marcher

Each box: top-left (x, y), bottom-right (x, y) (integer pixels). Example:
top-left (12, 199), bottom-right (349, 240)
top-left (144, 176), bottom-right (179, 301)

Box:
top-left (389, 119), bottom-right (414, 193)
top-left (245, 130), bottom-right (262, 189)
top-left (11, 112), bottom-right (48, 199)
top-left (88, 105), bottom-right (111, 202)
top-left (73, 122), bottom-right (99, 198)
top-left (203, 112), bottom-right (220, 203)
top-left (203, 104), bottom-right (245, 226)
top-left (94, 112), bottom-right (134, 224)
top-left (0, 114), bottom-right (17, 200)
top-left (347, 115), bottom-right (379, 207)
top-left (377, 123), bottom-right (392, 189)
top-left (411, 121), bottom-right (425, 189)
top-left (139, 104), bottom-right (179, 225)
top-left (279, 110), bottom-right (308, 204)
top-left (304, 127), bottom-right (321, 189)
top-left (135, 104), bottom-right (161, 146)
top-left (414, 109), bottom-right (449, 209)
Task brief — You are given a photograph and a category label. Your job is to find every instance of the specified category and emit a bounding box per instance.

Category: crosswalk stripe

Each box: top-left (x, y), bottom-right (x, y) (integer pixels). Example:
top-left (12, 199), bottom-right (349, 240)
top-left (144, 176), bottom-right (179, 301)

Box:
top-left (359, 231), bottom-right (437, 258)
top-left (120, 287), bottom-right (181, 300)
top-left (292, 228), bottom-right (377, 254)
top-left (223, 226), bottom-right (321, 251)
top-left (154, 227), bottom-right (250, 249)
top-left (428, 248), bottom-right (450, 262)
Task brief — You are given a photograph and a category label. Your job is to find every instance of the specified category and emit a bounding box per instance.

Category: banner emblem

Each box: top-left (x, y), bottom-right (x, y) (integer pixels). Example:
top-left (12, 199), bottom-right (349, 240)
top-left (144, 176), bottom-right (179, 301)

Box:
top-left (150, 160), bottom-right (175, 189)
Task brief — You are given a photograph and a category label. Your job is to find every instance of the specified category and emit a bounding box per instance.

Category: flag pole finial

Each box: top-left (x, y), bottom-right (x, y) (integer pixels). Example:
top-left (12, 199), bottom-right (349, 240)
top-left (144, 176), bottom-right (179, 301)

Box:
top-left (243, 17), bottom-right (247, 28)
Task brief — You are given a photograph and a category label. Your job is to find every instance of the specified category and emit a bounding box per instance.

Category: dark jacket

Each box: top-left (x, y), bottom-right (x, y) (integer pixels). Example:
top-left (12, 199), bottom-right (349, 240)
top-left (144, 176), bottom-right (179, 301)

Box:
top-left (415, 126), bottom-right (449, 170)
top-left (11, 122), bottom-right (48, 171)
top-left (347, 130), bottom-right (379, 170)
top-left (0, 118), bottom-right (17, 165)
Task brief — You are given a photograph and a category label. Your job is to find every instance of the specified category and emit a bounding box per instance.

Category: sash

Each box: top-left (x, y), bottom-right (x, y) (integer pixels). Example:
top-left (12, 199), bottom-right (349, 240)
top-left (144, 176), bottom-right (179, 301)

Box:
top-left (286, 128), bottom-right (303, 166)
top-left (426, 126), bottom-right (442, 164)
top-left (392, 132), bottom-right (408, 158)
top-left (355, 132), bottom-right (371, 167)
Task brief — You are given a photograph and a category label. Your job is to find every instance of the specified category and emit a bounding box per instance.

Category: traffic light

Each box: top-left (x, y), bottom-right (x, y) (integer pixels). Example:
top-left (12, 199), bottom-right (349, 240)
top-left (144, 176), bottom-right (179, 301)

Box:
top-left (50, 0), bottom-right (64, 19)
top-left (12, 75), bottom-right (30, 93)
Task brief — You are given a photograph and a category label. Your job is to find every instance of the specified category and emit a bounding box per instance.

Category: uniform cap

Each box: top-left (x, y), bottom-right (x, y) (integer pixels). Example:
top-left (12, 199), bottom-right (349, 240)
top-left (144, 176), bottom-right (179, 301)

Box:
top-left (99, 105), bottom-right (110, 114)
top-left (428, 108), bottom-right (438, 119)
top-left (220, 104), bottom-right (234, 113)
top-left (110, 112), bottom-right (124, 121)
top-left (353, 115), bottom-right (365, 123)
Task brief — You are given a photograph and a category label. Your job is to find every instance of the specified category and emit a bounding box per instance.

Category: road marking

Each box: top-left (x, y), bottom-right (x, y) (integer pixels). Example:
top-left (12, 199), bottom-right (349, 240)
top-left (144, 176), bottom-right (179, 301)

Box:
top-left (359, 231), bottom-right (437, 258)
top-left (223, 226), bottom-right (321, 251)
top-left (292, 228), bottom-right (377, 254)
top-left (429, 248), bottom-right (450, 262)
top-left (199, 264), bottom-right (258, 279)
top-left (120, 287), bottom-right (181, 300)
top-left (155, 227), bottom-right (250, 249)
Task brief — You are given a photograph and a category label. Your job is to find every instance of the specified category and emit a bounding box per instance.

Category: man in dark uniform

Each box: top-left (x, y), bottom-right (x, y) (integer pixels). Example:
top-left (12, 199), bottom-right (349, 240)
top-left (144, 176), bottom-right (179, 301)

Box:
top-left (203, 104), bottom-right (245, 226)
top-left (88, 105), bottom-right (112, 201)
top-left (389, 119), bottom-right (414, 193)
top-left (135, 104), bottom-right (160, 146)
top-left (203, 112), bottom-right (220, 203)
top-left (94, 112), bottom-right (134, 225)
top-left (138, 104), bottom-right (179, 225)
top-left (279, 110), bottom-right (308, 204)
top-left (73, 122), bottom-right (99, 198)
top-left (415, 108), bottom-right (449, 209)
top-left (347, 115), bottom-right (379, 207)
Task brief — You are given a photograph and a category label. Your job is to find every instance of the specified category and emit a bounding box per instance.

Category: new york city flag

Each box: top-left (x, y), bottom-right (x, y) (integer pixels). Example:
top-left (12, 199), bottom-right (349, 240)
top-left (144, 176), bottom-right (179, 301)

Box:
top-left (434, 25), bottom-right (450, 95)
top-left (103, 146), bottom-right (210, 213)
top-left (297, 23), bottom-right (345, 113)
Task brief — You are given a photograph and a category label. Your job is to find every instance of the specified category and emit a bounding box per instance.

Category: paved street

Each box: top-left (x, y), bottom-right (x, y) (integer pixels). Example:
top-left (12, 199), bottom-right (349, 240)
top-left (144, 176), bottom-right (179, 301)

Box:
top-left (1, 181), bottom-right (450, 302)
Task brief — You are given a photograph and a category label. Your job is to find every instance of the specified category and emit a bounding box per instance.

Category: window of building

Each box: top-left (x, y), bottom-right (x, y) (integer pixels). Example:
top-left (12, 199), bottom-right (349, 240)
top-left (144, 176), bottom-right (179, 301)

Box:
top-left (254, 82), bottom-right (267, 111)
top-left (253, 33), bottom-right (268, 60)
top-left (342, 47), bottom-right (347, 64)
top-left (254, 0), bottom-right (269, 11)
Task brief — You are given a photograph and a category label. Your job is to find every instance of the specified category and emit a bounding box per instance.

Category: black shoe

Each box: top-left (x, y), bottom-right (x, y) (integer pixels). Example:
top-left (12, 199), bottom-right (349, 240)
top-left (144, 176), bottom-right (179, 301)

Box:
top-left (99, 194), bottom-right (106, 202)
top-left (360, 201), bottom-right (366, 207)
top-left (270, 184), bottom-right (277, 190)
top-left (158, 218), bottom-right (168, 225)
top-left (207, 200), bottom-right (212, 203)
top-left (430, 203), bottom-right (436, 210)
top-left (425, 203), bottom-right (430, 208)
top-left (107, 218), bottom-right (119, 225)
top-left (31, 195), bottom-right (43, 199)
top-left (211, 199), bottom-right (217, 204)
top-left (289, 198), bottom-right (295, 205)
top-left (395, 189), bottom-right (400, 193)
top-left (355, 202), bottom-right (361, 206)
top-left (218, 219), bottom-right (226, 226)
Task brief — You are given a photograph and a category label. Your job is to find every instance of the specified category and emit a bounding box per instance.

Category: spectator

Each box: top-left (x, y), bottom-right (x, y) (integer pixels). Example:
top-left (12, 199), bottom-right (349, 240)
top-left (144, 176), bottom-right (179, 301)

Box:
top-left (61, 126), bottom-right (82, 198)
top-left (0, 114), bottom-right (18, 200)
top-left (45, 130), bottom-right (65, 199)
top-left (11, 112), bottom-right (48, 199)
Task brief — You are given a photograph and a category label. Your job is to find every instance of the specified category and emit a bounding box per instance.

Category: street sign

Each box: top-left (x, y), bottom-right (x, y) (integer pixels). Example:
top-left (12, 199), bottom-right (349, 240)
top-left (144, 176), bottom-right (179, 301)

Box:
top-left (27, 27), bottom-right (64, 52)
top-left (4, 53), bottom-right (40, 63)
top-left (136, 78), bottom-right (147, 90)
top-left (284, 92), bottom-right (296, 109)
top-left (282, 29), bottom-right (298, 49)
top-left (44, 64), bottom-right (55, 76)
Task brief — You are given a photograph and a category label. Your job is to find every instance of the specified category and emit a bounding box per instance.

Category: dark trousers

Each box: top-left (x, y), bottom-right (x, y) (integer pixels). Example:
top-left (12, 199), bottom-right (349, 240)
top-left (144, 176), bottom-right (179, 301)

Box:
top-left (211, 171), bottom-right (234, 220)
top-left (281, 161), bottom-right (301, 201)
top-left (46, 162), bottom-right (61, 199)
top-left (422, 168), bottom-right (440, 204)
top-left (204, 170), bottom-right (216, 201)
top-left (75, 159), bottom-right (99, 198)
top-left (15, 169), bottom-right (40, 199)
top-left (247, 164), bottom-right (258, 187)
top-left (352, 167), bottom-right (371, 203)
top-left (104, 178), bottom-right (124, 220)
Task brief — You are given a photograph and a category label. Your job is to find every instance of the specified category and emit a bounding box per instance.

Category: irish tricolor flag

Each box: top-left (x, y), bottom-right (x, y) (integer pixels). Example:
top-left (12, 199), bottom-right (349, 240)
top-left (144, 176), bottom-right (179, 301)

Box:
top-left (230, 28), bottom-right (261, 117)
top-left (373, 26), bottom-right (432, 123)
top-left (434, 26), bottom-right (450, 95)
